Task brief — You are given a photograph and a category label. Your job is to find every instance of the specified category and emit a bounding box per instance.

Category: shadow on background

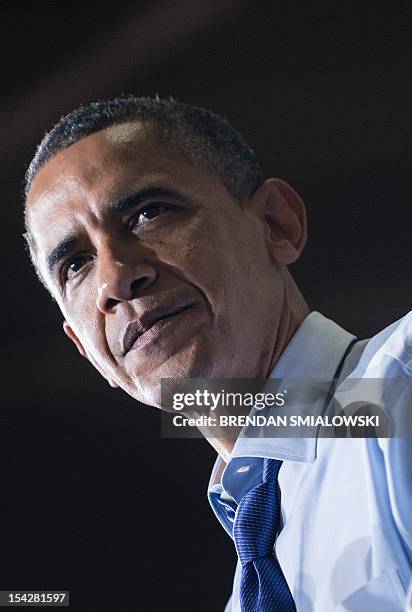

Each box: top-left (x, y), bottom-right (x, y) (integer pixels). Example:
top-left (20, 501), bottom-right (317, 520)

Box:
top-left (0, 1), bottom-right (409, 610)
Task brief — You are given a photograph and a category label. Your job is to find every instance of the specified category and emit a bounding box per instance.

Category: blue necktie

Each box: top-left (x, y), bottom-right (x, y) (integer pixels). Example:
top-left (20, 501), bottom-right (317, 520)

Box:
top-left (233, 458), bottom-right (296, 611)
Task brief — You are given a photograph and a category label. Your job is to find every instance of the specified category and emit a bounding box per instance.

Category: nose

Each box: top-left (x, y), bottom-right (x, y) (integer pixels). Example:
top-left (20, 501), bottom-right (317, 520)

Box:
top-left (95, 242), bottom-right (157, 314)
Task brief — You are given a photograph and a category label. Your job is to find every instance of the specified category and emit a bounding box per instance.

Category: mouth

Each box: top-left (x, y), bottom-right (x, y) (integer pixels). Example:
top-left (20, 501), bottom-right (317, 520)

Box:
top-left (122, 303), bottom-right (193, 355)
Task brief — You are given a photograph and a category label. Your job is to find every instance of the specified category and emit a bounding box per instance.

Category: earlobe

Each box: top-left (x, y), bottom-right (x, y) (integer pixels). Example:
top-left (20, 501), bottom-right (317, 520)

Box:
top-left (255, 178), bottom-right (307, 264)
top-left (63, 321), bottom-right (87, 358)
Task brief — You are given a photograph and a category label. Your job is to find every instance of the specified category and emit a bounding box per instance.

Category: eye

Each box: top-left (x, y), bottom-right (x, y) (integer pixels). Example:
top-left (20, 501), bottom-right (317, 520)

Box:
top-left (62, 254), bottom-right (91, 282)
top-left (131, 203), bottom-right (170, 228)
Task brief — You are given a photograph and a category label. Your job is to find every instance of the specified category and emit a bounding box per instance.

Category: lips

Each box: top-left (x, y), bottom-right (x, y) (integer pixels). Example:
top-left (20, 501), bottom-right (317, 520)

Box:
top-left (121, 303), bottom-right (193, 355)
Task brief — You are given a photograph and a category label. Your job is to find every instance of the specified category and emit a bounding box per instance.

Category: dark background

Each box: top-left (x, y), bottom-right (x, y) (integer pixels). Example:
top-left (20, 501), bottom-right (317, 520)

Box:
top-left (0, 1), bottom-right (410, 610)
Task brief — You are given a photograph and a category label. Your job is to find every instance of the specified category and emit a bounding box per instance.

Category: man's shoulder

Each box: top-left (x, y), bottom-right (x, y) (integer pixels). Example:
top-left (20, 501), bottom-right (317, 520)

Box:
top-left (341, 311), bottom-right (412, 380)
top-left (368, 310), bottom-right (412, 350)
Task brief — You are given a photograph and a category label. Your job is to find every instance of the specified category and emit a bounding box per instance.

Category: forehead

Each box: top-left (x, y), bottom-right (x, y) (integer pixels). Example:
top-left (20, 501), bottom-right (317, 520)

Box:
top-left (27, 122), bottom-right (164, 207)
top-left (26, 121), bottom-right (226, 215)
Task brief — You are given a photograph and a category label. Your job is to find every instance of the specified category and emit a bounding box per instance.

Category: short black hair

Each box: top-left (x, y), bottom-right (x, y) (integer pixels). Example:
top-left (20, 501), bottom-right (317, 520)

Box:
top-left (25, 95), bottom-right (264, 202)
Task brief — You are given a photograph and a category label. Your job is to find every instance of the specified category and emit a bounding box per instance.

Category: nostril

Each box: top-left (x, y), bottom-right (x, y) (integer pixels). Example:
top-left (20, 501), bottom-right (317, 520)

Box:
top-left (105, 297), bottom-right (119, 311)
top-left (96, 263), bottom-right (157, 313)
top-left (131, 276), bottom-right (151, 296)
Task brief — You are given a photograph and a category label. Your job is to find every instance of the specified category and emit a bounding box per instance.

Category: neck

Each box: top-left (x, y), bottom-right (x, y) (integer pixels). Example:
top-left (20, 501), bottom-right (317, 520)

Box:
top-left (266, 269), bottom-right (310, 376)
top-left (196, 270), bottom-right (310, 463)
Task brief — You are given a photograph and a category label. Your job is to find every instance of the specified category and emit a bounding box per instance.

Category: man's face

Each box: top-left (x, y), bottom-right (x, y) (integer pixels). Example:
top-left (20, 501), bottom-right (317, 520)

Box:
top-left (26, 123), bottom-right (283, 407)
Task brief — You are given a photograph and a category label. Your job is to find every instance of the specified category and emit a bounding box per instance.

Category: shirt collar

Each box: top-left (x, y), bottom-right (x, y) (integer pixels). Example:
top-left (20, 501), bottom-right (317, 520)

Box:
top-left (208, 311), bottom-right (356, 502)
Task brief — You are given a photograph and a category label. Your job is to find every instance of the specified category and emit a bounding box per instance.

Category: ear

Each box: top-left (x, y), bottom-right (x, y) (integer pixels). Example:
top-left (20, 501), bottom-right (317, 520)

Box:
top-left (252, 178), bottom-right (307, 264)
top-left (63, 321), bottom-right (119, 388)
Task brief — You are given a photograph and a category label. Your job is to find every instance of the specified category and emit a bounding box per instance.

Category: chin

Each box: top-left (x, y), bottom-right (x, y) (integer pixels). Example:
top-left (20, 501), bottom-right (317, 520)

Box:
top-left (128, 346), bottom-right (218, 411)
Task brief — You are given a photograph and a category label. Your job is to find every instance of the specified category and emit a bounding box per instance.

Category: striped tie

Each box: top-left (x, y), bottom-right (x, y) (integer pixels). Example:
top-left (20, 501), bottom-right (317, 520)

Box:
top-left (233, 458), bottom-right (296, 611)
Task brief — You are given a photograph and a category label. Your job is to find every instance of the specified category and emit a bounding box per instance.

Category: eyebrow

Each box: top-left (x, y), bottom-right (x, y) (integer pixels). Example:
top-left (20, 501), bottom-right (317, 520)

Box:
top-left (46, 186), bottom-right (182, 276)
top-left (108, 186), bottom-right (181, 213)
top-left (47, 236), bottom-right (79, 276)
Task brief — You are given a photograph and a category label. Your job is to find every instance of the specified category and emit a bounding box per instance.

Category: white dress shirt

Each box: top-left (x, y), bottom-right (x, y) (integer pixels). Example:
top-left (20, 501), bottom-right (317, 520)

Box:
top-left (208, 311), bottom-right (412, 611)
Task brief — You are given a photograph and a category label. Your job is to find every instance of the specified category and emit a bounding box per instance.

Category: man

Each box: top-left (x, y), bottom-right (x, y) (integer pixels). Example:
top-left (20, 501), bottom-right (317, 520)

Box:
top-left (24, 96), bottom-right (411, 611)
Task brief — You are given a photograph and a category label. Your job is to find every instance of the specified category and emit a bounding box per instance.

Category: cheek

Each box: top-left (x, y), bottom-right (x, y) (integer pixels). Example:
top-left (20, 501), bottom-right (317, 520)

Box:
top-left (168, 224), bottom-right (235, 306)
top-left (64, 287), bottom-right (136, 390)
top-left (64, 292), bottom-right (107, 360)
top-left (172, 226), bottom-right (262, 340)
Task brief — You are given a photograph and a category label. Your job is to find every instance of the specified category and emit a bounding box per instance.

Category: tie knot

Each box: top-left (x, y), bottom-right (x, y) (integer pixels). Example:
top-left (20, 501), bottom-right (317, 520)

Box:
top-left (263, 457), bottom-right (282, 482)
top-left (233, 459), bottom-right (283, 566)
